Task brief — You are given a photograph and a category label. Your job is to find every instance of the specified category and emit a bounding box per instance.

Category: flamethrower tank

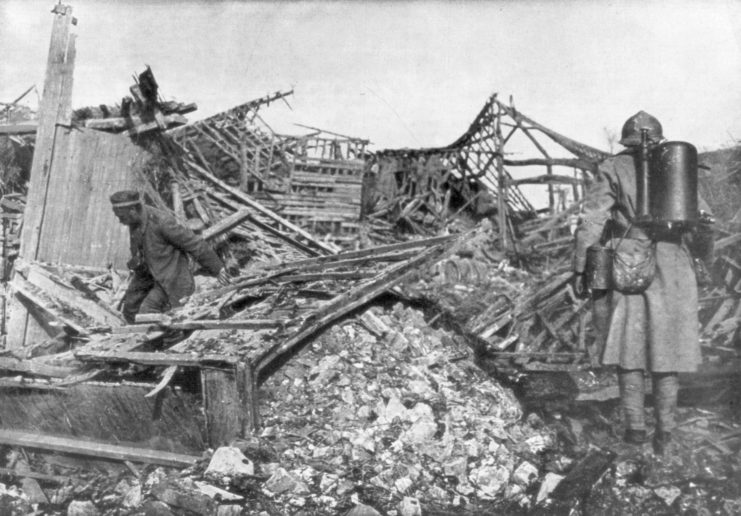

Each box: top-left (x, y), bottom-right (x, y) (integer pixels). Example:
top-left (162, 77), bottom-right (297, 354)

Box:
top-left (648, 141), bottom-right (698, 230)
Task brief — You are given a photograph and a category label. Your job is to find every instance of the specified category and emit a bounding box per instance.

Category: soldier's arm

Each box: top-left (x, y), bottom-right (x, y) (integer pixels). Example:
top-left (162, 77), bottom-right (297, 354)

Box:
top-left (572, 165), bottom-right (618, 273)
top-left (159, 216), bottom-right (224, 276)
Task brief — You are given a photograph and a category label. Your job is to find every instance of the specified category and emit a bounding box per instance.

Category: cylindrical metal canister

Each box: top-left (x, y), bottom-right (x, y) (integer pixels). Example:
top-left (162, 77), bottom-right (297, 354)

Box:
top-left (649, 141), bottom-right (698, 228)
top-left (585, 244), bottom-right (614, 290)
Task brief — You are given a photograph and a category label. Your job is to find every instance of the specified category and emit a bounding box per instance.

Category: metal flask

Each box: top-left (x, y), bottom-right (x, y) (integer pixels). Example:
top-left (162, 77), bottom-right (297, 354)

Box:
top-left (585, 244), bottom-right (614, 291)
top-left (649, 141), bottom-right (698, 230)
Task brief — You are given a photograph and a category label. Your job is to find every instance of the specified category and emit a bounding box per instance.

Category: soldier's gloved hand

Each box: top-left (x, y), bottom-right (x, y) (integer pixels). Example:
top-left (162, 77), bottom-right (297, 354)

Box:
top-left (217, 267), bottom-right (232, 286)
top-left (573, 273), bottom-right (589, 300)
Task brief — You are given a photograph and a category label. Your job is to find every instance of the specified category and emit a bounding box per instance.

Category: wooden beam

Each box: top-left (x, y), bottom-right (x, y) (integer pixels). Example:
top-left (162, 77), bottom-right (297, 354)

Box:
top-left (0, 123), bottom-right (37, 135)
top-left (0, 429), bottom-right (198, 468)
top-left (112, 318), bottom-right (282, 334)
top-left (0, 467), bottom-right (66, 484)
top-left (126, 114), bottom-right (187, 136)
top-left (238, 363), bottom-right (260, 432)
top-left (282, 234), bottom-right (456, 268)
top-left (74, 350), bottom-right (239, 367)
top-left (20, 4), bottom-right (76, 261)
top-left (201, 208), bottom-right (252, 240)
top-left (206, 189), bottom-right (319, 256)
top-left (0, 356), bottom-right (76, 378)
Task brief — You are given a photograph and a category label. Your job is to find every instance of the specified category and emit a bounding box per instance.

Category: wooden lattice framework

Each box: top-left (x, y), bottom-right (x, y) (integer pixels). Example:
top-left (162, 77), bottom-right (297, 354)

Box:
top-left (371, 94), bottom-right (609, 244)
top-left (166, 92), bottom-right (370, 246)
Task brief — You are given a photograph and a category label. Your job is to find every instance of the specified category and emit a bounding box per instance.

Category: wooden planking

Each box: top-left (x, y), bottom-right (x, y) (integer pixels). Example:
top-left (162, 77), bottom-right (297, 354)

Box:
top-left (37, 128), bottom-right (151, 269)
top-left (0, 382), bottom-right (205, 454)
top-left (201, 367), bottom-right (243, 447)
top-left (10, 128), bottom-right (150, 348)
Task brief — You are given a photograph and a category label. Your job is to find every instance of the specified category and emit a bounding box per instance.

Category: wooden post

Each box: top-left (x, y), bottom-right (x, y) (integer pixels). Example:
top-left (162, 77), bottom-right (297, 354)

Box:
top-left (547, 164), bottom-right (555, 214)
top-left (201, 366), bottom-right (242, 447)
top-left (170, 181), bottom-right (185, 221)
top-left (238, 363), bottom-right (260, 433)
top-left (494, 104), bottom-right (508, 250)
top-left (20, 4), bottom-right (76, 262)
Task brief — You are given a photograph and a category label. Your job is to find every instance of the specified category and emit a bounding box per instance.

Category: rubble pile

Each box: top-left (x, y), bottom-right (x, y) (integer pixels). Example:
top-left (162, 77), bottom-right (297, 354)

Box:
top-left (254, 304), bottom-right (552, 514)
top-left (0, 303), bottom-right (566, 515)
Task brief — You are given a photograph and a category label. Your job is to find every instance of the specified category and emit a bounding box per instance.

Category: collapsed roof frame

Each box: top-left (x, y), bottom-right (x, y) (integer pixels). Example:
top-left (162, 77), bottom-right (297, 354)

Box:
top-left (373, 94), bottom-right (609, 246)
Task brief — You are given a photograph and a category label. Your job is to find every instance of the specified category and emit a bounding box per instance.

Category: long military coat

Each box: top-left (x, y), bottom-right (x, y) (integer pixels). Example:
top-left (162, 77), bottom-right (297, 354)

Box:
top-left (129, 206), bottom-right (223, 307)
top-left (573, 151), bottom-right (701, 373)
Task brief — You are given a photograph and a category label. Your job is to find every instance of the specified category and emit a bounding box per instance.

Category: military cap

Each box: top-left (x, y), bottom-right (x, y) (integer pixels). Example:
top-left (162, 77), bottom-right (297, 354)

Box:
top-left (110, 190), bottom-right (142, 208)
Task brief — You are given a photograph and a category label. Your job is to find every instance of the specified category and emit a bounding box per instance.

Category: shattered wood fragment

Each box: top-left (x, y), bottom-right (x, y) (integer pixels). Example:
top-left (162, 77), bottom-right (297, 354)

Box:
top-left (145, 365), bottom-right (178, 398)
top-left (550, 449), bottom-right (615, 501)
top-left (0, 429), bottom-right (198, 468)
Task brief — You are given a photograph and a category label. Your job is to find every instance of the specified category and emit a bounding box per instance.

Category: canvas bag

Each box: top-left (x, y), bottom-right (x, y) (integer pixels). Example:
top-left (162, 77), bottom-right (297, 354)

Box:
top-left (608, 225), bottom-right (657, 294)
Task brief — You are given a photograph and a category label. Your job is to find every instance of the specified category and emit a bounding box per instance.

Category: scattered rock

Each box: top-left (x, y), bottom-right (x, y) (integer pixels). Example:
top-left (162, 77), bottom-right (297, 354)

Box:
top-left (217, 505), bottom-right (244, 516)
top-left (142, 500), bottom-right (175, 516)
top-left (345, 502), bottom-right (383, 516)
top-left (536, 472), bottom-right (564, 503)
top-left (263, 468), bottom-right (309, 496)
top-left (512, 461), bottom-right (539, 487)
top-left (398, 496), bottom-right (423, 516)
top-left (654, 486), bottom-right (682, 506)
top-left (121, 484), bottom-right (142, 508)
top-left (205, 447), bottom-right (255, 480)
top-left (195, 481), bottom-right (243, 501)
top-left (470, 464), bottom-right (511, 499)
top-left (67, 500), bottom-right (99, 516)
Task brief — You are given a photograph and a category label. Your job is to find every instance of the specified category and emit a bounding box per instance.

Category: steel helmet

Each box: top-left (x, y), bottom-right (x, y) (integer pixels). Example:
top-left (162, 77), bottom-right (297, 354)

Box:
top-left (619, 111), bottom-right (663, 146)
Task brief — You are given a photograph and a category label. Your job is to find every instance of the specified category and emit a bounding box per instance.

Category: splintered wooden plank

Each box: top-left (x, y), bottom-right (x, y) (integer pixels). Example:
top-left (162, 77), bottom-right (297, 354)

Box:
top-left (20, 261), bottom-right (124, 326)
top-left (74, 350), bottom-right (239, 367)
top-left (283, 234), bottom-right (456, 268)
top-left (10, 276), bottom-right (89, 337)
top-left (0, 429), bottom-right (199, 468)
top-left (112, 319), bottom-right (282, 334)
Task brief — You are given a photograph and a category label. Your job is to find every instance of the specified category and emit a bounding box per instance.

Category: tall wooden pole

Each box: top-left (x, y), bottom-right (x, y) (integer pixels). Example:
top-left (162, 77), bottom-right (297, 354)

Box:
top-left (494, 103), bottom-right (508, 250)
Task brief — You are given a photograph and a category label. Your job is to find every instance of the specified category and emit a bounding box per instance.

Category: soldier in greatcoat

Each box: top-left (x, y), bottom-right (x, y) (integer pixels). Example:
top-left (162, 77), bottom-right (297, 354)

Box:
top-left (110, 190), bottom-right (230, 323)
top-left (572, 112), bottom-right (713, 455)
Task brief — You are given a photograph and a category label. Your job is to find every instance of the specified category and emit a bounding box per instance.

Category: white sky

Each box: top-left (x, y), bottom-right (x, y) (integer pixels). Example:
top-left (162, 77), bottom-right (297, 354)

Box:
top-left (2, 0), bottom-right (741, 154)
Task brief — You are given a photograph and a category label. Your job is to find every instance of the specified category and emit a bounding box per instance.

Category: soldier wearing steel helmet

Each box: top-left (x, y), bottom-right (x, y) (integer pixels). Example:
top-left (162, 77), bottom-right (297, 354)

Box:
top-left (572, 111), bottom-right (712, 456)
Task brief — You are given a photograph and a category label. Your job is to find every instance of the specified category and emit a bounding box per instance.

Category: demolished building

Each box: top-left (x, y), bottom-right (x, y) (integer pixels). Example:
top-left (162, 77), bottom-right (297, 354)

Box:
top-left (2, 3), bottom-right (741, 515)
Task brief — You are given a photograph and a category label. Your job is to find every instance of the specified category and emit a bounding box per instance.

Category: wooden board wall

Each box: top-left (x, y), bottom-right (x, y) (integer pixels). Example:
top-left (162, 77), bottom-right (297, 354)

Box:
top-left (0, 382), bottom-right (206, 453)
top-left (7, 128), bottom-right (151, 348)
top-left (34, 127), bottom-right (151, 268)
top-left (7, 5), bottom-right (152, 348)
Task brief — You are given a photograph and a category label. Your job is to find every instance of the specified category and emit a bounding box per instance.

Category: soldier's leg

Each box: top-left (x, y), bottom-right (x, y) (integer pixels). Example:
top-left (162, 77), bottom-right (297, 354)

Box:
top-left (651, 372), bottom-right (679, 455)
top-left (138, 283), bottom-right (171, 316)
top-left (121, 273), bottom-right (155, 324)
top-left (618, 368), bottom-right (648, 443)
